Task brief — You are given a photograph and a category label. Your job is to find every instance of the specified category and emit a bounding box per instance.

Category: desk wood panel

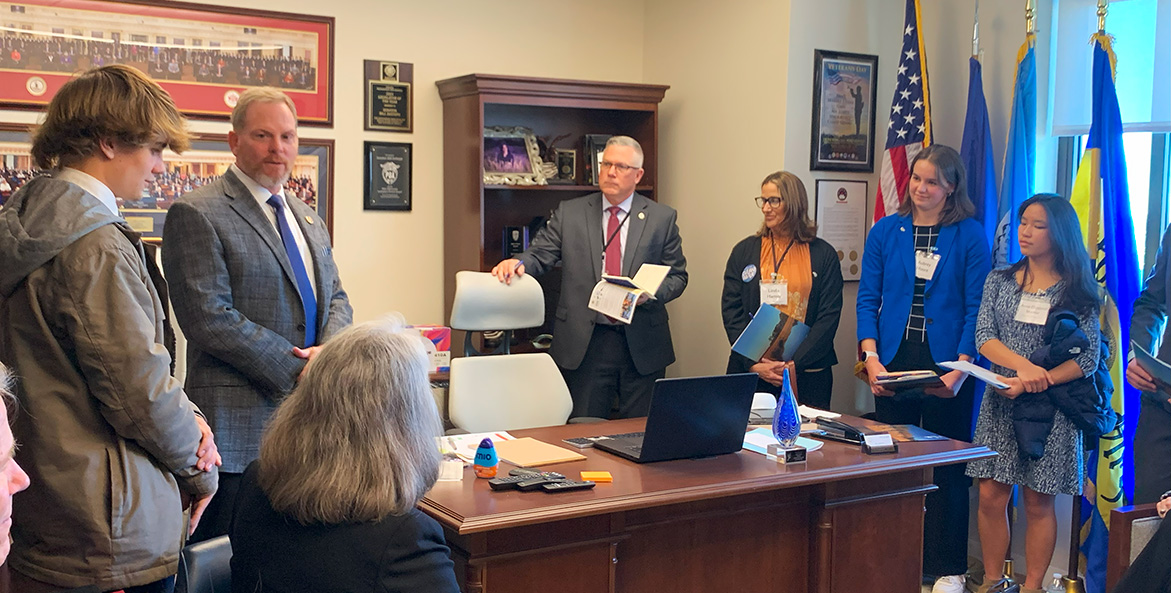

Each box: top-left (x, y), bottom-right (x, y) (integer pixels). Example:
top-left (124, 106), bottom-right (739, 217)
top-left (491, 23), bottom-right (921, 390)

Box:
top-left (422, 417), bottom-right (994, 593)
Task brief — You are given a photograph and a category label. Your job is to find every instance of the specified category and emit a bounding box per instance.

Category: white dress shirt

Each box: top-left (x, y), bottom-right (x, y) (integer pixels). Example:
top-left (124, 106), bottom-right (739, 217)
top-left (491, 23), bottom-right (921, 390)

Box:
top-left (56, 168), bottom-right (119, 218)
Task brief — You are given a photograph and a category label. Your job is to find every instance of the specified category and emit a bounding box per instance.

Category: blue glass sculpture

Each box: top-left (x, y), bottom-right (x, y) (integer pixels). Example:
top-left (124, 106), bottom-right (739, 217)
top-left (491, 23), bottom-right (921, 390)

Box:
top-left (772, 367), bottom-right (801, 448)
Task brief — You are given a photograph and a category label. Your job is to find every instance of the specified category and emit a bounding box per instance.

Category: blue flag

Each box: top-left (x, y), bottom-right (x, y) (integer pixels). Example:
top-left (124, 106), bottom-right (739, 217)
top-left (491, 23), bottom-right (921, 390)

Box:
top-left (960, 56), bottom-right (998, 254)
top-left (994, 41), bottom-right (1036, 267)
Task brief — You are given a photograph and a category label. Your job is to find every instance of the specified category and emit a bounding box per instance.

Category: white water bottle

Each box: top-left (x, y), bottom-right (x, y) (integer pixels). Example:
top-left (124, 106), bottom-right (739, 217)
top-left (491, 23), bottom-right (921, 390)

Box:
top-left (1045, 573), bottom-right (1063, 593)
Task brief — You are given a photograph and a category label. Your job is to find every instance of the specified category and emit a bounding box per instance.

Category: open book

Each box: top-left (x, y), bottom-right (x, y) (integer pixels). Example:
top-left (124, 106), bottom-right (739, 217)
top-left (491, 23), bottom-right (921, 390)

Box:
top-left (587, 264), bottom-right (670, 324)
top-left (730, 303), bottom-right (810, 362)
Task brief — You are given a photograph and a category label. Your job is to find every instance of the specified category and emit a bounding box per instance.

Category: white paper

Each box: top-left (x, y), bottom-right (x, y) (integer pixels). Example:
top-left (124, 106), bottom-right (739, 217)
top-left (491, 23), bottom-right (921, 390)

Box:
top-left (939, 360), bottom-right (1010, 389)
top-left (797, 405), bottom-right (841, 420)
top-left (439, 431), bottom-right (516, 463)
top-left (741, 427), bottom-right (824, 455)
top-left (601, 263), bottom-right (669, 298)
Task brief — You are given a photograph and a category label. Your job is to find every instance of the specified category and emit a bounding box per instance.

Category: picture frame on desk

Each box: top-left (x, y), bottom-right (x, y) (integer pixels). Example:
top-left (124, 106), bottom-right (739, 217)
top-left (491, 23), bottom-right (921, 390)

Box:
top-left (483, 126), bottom-right (545, 186)
top-left (0, 0), bottom-right (334, 125)
top-left (582, 134), bottom-right (611, 186)
top-left (0, 125), bottom-right (334, 242)
top-left (810, 49), bottom-right (878, 172)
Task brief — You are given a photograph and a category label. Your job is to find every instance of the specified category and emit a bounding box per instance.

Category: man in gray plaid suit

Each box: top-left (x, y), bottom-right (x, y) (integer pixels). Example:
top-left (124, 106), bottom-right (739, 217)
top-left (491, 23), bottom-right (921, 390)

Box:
top-left (163, 87), bottom-right (353, 543)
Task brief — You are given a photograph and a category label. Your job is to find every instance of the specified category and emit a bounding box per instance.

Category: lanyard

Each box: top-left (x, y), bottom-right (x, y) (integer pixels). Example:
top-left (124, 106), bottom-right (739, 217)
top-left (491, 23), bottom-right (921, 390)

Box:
top-left (768, 235), bottom-right (795, 280)
top-left (601, 209), bottom-right (631, 256)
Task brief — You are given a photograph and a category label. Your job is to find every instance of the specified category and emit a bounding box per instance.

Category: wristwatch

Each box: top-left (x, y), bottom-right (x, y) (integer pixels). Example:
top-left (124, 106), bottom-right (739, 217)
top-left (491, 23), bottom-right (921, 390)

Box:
top-left (863, 350), bottom-right (879, 362)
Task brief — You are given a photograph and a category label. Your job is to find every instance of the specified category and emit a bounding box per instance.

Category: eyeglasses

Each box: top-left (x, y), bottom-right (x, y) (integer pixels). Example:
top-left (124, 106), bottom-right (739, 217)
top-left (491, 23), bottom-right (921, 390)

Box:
top-left (600, 161), bottom-right (640, 174)
top-left (755, 196), bottom-right (783, 209)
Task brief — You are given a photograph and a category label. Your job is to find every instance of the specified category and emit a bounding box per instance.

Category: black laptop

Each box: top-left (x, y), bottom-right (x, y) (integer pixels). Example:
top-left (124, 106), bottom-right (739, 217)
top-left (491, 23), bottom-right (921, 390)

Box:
top-left (593, 373), bottom-right (758, 463)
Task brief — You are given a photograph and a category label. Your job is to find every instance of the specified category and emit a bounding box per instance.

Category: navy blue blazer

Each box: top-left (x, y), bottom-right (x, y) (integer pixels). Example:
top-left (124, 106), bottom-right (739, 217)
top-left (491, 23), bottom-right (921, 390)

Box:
top-left (856, 213), bottom-right (990, 364)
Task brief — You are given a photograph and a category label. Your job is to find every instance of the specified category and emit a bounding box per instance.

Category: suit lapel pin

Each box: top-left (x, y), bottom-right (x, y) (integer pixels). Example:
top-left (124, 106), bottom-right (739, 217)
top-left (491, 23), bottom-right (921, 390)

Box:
top-left (305, 215), bottom-right (314, 225)
top-left (638, 212), bottom-right (645, 220)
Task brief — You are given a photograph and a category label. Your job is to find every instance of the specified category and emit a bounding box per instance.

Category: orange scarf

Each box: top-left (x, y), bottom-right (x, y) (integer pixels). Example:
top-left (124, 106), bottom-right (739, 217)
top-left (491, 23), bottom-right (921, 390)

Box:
top-left (759, 235), bottom-right (813, 323)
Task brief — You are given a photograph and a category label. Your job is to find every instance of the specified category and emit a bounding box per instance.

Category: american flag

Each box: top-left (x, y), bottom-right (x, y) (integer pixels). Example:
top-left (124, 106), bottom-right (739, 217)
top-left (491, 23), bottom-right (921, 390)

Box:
top-left (874, 0), bottom-right (932, 222)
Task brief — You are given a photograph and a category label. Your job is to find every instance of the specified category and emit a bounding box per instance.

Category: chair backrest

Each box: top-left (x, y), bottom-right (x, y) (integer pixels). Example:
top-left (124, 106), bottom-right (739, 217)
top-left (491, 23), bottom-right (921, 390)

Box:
top-left (448, 352), bottom-right (572, 433)
top-left (449, 271), bottom-right (544, 331)
top-left (1106, 503), bottom-right (1163, 591)
top-left (175, 535), bottom-right (232, 593)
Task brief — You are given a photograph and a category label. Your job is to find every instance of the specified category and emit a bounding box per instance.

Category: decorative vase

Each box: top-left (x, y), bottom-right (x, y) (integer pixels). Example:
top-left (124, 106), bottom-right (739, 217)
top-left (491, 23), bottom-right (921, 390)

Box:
top-left (772, 367), bottom-right (800, 448)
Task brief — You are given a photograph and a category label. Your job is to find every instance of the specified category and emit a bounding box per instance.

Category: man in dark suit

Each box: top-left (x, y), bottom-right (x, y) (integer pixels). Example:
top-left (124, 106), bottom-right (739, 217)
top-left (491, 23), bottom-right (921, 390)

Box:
top-left (162, 87), bottom-right (353, 542)
top-left (492, 136), bottom-right (687, 418)
top-left (1127, 224), bottom-right (1171, 505)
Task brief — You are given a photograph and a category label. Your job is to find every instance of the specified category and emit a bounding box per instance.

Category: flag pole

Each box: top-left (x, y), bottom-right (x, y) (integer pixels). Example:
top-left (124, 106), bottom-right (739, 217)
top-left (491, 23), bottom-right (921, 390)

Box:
top-left (972, 0), bottom-right (981, 59)
top-left (1097, 0), bottom-right (1108, 34)
top-left (1026, 0), bottom-right (1037, 47)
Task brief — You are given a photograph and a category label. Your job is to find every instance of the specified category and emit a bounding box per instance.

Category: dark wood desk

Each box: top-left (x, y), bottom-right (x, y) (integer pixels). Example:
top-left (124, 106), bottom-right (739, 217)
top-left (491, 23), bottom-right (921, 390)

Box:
top-left (421, 418), bottom-right (993, 593)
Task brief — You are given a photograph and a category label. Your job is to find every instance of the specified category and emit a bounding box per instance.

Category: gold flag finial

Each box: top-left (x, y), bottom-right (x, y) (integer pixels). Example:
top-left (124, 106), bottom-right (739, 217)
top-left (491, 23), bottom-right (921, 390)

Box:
top-left (1025, 0), bottom-right (1037, 46)
top-left (1097, 0), bottom-right (1108, 34)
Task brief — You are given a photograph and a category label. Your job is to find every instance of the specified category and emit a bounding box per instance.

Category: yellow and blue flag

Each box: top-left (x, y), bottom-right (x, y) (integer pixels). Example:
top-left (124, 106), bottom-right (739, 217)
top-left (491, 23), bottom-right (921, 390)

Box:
top-left (1068, 34), bottom-right (1140, 593)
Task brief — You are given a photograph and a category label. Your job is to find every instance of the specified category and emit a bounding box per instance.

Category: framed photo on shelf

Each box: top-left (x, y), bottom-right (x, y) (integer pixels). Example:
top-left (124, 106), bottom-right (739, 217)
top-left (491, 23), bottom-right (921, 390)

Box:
top-left (483, 126), bottom-right (545, 185)
top-left (582, 134), bottom-right (612, 186)
top-left (0, 0), bottom-right (334, 125)
top-left (813, 179), bottom-right (867, 281)
top-left (0, 124), bottom-right (334, 242)
top-left (364, 141), bottom-right (412, 211)
top-left (810, 49), bottom-right (878, 172)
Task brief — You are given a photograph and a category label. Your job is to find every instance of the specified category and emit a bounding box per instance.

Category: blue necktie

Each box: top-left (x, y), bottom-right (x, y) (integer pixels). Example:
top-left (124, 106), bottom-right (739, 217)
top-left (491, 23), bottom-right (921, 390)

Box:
top-left (267, 194), bottom-right (317, 347)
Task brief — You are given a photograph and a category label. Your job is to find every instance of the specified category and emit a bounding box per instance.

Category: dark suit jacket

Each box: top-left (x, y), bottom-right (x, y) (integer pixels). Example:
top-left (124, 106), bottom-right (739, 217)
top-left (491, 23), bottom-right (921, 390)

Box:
top-left (230, 463), bottom-right (460, 593)
top-left (721, 236), bottom-right (844, 375)
top-left (856, 213), bottom-right (990, 364)
top-left (1131, 224), bottom-right (1171, 409)
top-left (518, 192), bottom-right (687, 374)
top-left (162, 169), bottom-right (353, 472)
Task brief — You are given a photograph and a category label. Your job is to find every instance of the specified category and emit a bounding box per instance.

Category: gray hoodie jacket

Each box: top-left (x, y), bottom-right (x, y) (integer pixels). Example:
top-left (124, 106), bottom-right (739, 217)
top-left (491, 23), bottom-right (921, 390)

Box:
top-left (0, 176), bottom-right (216, 590)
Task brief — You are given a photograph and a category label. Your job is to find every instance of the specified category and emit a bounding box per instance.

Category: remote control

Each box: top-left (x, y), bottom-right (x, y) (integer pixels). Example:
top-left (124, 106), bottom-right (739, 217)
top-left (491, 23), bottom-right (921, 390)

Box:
top-left (508, 468), bottom-right (541, 477)
top-left (490, 470), bottom-right (564, 491)
top-left (516, 474), bottom-right (567, 491)
top-left (488, 474), bottom-right (536, 490)
top-left (561, 437), bottom-right (598, 449)
top-left (541, 480), bottom-right (596, 493)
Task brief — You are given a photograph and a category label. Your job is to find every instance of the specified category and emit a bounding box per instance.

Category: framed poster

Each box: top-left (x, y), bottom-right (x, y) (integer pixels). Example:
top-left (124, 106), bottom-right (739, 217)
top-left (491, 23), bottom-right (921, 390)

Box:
top-left (0, 0), bottom-right (334, 125)
top-left (364, 141), bottom-right (412, 211)
top-left (0, 124), bottom-right (334, 242)
top-left (814, 179), bottom-right (867, 281)
top-left (810, 50), bottom-right (878, 172)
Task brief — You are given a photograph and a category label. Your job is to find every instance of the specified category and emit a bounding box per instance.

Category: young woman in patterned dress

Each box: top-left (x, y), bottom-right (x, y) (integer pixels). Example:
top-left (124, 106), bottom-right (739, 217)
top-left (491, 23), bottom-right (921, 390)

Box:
top-left (966, 194), bottom-right (1101, 593)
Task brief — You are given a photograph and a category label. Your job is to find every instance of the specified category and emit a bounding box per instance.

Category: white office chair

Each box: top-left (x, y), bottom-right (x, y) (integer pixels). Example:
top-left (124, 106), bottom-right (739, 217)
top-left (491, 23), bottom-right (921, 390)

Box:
top-left (447, 271), bottom-right (574, 432)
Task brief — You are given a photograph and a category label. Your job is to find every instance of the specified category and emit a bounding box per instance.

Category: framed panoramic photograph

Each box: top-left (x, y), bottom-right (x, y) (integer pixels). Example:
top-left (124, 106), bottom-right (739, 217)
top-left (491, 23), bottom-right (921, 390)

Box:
top-left (0, 124), bottom-right (334, 242)
top-left (483, 126), bottom-right (545, 185)
top-left (810, 49), bottom-right (878, 172)
top-left (0, 0), bottom-right (334, 125)
top-left (364, 141), bottom-right (412, 211)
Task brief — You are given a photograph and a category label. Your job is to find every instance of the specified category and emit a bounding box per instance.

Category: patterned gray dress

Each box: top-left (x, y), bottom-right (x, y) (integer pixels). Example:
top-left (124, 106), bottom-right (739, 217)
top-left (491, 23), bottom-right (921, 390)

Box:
top-left (964, 269), bottom-right (1099, 495)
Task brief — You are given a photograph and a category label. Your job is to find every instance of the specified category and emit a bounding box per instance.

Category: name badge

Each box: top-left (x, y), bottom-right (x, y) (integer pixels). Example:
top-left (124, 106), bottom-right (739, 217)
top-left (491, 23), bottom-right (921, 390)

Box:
top-left (761, 279), bottom-right (788, 306)
top-left (915, 251), bottom-right (940, 280)
top-left (1015, 294), bottom-right (1051, 325)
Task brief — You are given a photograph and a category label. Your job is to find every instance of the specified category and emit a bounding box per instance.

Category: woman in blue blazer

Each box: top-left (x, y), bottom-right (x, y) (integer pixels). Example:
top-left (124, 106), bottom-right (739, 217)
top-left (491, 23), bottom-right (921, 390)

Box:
top-left (856, 144), bottom-right (990, 593)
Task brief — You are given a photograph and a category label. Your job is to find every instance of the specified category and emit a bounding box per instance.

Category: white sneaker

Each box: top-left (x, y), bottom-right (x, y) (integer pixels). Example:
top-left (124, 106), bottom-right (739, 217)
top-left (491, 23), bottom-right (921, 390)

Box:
top-left (931, 575), bottom-right (966, 593)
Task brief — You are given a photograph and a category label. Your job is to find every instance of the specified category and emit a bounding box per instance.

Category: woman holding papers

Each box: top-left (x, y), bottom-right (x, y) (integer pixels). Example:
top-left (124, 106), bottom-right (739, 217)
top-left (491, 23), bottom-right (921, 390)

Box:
top-left (722, 171), bottom-right (843, 409)
top-left (965, 195), bottom-right (1100, 593)
top-left (856, 144), bottom-right (990, 593)
top-left (231, 317), bottom-right (460, 593)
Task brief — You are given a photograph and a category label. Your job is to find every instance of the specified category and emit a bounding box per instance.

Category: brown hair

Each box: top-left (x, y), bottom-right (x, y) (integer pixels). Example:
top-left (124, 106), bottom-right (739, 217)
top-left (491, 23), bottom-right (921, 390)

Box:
top-left (258, 315), bottom-right (442, 525)
top-left (755, 171), bottom-right (818, 242)
top-left (895, 144), bottom-right (975, 226)
top-left (231, 87), bottom-right (298, 132)
top-left (31, 65), bottom-right (190, 169)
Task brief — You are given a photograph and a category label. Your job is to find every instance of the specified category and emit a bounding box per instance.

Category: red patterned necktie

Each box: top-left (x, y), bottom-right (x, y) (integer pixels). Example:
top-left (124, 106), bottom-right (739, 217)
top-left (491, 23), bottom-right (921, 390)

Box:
top-left (605, 206), bottom-right (623, 276)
